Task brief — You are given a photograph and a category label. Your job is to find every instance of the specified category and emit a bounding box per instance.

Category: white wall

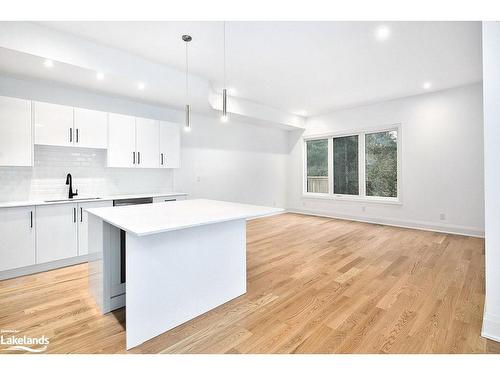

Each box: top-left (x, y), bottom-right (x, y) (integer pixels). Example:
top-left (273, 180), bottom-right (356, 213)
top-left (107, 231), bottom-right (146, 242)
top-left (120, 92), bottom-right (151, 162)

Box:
top-left (481, 22), bottom-right (500, 342)
top-left (175, 114), bottom-right (288, 208)
top-left (287, 83), bottom-right (484, 236)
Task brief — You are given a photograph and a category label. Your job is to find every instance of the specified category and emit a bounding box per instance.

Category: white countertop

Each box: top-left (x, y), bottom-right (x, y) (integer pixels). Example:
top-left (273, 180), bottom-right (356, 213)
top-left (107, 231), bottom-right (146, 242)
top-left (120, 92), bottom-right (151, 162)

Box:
top-left (87, 199), bottom-right (284, 236)
top-left (0, 192), bottom-right (187, 209)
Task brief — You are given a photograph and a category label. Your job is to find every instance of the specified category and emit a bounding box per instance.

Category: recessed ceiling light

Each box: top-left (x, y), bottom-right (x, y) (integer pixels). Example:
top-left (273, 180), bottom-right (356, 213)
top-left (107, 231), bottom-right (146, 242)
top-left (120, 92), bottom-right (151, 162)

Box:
top-left (137, 82), bottom-right (146, 90)
top-left (96, 72), bottom-right (104, 81)
top-left (375, 25), bottom-right (391, 41)
top-left (422, 81), bottom-right (432, 90)
top-left (44, 59), bottom-right (54, 68)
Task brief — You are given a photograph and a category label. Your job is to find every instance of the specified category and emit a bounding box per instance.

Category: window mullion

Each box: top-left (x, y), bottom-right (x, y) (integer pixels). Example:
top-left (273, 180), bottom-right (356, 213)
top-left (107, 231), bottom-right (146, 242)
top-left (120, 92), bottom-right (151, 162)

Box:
top-left (328, 138), bottom-right (334, 195)
top-left (359, 132), bottom-right (366, 198)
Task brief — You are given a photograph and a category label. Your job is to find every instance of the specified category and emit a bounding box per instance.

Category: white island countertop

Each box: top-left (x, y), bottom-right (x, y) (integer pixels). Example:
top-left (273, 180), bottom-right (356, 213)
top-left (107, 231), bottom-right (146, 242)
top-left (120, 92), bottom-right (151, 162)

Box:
top-left (86, 199), bottom-right (284, 236)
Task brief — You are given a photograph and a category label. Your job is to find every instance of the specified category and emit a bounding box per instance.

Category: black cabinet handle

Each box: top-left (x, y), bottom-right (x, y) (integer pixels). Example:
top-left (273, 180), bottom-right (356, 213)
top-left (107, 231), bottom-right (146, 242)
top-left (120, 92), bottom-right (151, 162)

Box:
top-left (69, 128), bottom-right (73, 143)
top-left (80, 207), bottom-right (83, 222)
top-left (161, 153), bottom-right (164, 165)
top-left (133, 151), bottom-right (135, 164)
top-left (138, 152), bottom-right (141, 165)
top-left (76, 128), bottom-right (79, 143)
top-left (73, 207), bottom-right (76, 223)
top-left (30, 211), bottom-right (33, 228)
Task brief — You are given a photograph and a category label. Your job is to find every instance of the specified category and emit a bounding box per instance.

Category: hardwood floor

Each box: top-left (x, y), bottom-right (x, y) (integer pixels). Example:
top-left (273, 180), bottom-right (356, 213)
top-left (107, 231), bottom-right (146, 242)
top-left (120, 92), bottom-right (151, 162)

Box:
top-left (0, 213), bottom-right (498, 354)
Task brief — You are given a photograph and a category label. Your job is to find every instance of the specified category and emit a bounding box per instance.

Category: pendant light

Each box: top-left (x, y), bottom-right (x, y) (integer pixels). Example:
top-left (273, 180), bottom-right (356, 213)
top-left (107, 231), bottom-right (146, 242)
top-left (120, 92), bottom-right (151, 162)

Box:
top-left (221, 22), bottom-right (228, 123)
top-left (182, 34), bottom-right (192, 132)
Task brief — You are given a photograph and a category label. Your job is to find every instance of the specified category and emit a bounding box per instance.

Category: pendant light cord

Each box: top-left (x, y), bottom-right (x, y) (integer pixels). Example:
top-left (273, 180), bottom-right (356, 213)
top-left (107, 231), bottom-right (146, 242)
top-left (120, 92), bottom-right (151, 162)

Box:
top-left (223, 21), bottom-right (226, 89)
top-left (185, 41), bottom-right (189, 102)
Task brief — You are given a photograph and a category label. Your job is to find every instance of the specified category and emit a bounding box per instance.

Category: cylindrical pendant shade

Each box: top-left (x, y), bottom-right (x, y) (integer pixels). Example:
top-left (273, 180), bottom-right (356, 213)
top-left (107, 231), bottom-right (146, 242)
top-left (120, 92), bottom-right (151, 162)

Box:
top-left (185, 104), bottom-right (191, 131)
top-left (221, 88), bottom-right (228, 122)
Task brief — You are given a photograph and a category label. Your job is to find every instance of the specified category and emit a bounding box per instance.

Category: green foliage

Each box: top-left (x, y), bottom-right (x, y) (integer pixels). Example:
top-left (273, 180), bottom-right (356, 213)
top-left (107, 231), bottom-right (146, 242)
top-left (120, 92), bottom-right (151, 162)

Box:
top-left (307, 139), bottom-right (328, 176)
top-left (333, 135), bottom-right (359, 195)
top-left (365, 131), bottom-right (397, 198)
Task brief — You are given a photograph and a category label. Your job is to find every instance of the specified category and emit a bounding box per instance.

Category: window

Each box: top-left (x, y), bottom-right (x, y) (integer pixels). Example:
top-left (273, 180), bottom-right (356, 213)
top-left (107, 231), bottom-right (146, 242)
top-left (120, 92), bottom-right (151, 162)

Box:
top-left (304, 126), bottom-right (400, 202)
top-left (333, 135), bottom-right (359, 195)
top-left (365, 130), bottom-right (398, 198)
top-left (306, 139), bottom-right (328, 193)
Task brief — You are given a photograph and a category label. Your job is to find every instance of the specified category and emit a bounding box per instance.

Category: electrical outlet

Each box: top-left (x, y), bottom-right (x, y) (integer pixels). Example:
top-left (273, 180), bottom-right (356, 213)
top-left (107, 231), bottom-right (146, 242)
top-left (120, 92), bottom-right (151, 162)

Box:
top-left (362, 206), bottom-right (366, 212)
top-left (440, 213), bottom-right (446, 220)
top-left (196, 176), bottom-right (201, 183)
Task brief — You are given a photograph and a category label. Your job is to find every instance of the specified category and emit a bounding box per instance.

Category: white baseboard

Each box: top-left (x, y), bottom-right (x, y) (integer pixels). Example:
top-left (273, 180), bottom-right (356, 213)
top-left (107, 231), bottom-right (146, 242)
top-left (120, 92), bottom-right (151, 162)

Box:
top-left (0, 255), bottom-right (88, 281)
top-left (286, 208), bottom-right (485, 238)
top-left (482, 312), bottom-right (500, 342)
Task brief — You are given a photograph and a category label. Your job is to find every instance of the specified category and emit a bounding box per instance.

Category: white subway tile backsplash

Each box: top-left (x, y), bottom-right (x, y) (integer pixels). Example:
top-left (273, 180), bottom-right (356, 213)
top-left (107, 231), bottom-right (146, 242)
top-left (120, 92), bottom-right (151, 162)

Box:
top-left (0, 145), bottom-right (174, 202)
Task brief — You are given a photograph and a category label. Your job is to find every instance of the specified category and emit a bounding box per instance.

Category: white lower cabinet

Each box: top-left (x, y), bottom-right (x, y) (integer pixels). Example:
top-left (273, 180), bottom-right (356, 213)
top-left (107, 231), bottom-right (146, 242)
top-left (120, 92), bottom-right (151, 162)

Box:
top-left (77, 200), bottom-right (113, 256)
top-left (1, 195), bottom-right (187, 279)
top-left (36, 203), bottom-right (78, 264)
top-left (0, 206), bottom-right (35, 272)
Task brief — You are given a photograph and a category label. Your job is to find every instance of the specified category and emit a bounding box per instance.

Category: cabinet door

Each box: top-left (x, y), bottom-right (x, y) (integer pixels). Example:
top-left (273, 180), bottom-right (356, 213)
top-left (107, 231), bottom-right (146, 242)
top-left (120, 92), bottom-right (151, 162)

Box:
top-left (107, 113), bottom-right (136, 167)
top-left (77, 200), bottom-right (113, 256)
top-left (34, 101), bottom-right (74, 147)
top-left (36, 203), bottom-right (78, 264)
top-left (0, 96), bottom-right (32, 167)
top-left (74, 108), bottom-right (108, 149)
top-left (0, 206), bottom-right (35, 272)
top-left (159, 121), bottom-right (181, 168)
top-left (136, 117), bottom-right (159, 168)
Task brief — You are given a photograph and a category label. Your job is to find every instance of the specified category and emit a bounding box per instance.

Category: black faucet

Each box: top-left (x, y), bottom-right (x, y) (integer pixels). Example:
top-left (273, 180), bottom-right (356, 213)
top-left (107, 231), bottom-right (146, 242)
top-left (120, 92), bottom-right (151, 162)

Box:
top-left (65, 173), bottom-right (78, 199)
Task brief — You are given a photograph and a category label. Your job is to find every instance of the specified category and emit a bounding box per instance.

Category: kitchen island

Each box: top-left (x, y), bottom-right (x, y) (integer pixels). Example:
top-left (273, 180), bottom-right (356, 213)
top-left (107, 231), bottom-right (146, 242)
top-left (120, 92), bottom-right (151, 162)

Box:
top-left (86, 199), bottom-right (283, 349)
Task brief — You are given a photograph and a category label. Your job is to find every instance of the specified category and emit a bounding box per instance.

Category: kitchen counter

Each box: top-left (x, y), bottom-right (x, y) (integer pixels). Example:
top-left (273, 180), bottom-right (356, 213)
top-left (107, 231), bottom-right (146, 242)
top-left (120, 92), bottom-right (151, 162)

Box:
top-left (87, 198), bottom-right (283, 349)
top-left (87, 198), bottom-right (283, 236)
top-left (0, 192), bottom-right (187, 209)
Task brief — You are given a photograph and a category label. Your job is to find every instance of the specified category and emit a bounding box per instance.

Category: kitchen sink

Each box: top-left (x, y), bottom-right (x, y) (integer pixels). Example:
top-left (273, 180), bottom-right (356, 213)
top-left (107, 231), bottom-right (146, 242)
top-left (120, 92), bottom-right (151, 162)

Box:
top-left (44, 197), bottom-right (102, 203)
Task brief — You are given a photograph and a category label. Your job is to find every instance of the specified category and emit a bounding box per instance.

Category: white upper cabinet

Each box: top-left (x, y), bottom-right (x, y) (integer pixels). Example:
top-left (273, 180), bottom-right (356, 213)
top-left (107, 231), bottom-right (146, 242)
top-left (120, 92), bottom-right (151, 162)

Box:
top-left (34, 101), bottom-right (74, 147)
top-left (108, 115), bottom-right (163, 169)
top-left (108, 113), bottom-right (136, 167)
top-left (74, 108), bottom-right (108, 149)
top-left (35, 101), bottom-right (108, 149)
top-left (36, 203), bottom-right (78, 264)
top-left (0, 96), bottom-right (33, 167)
top-left (136, 117), bottom-right (160, 168)
top-left (159, 121), bottom-right (181, 168)
top-left (1, 95), bottom-right (180, 168)
top-left (0, 206), bottom-right (35, 272)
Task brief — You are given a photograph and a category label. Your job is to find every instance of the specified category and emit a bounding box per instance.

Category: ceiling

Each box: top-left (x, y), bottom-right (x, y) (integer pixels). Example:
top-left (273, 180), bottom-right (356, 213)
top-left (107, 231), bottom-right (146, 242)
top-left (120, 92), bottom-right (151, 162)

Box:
top-left (29, 21), bottom-right (482, 116)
